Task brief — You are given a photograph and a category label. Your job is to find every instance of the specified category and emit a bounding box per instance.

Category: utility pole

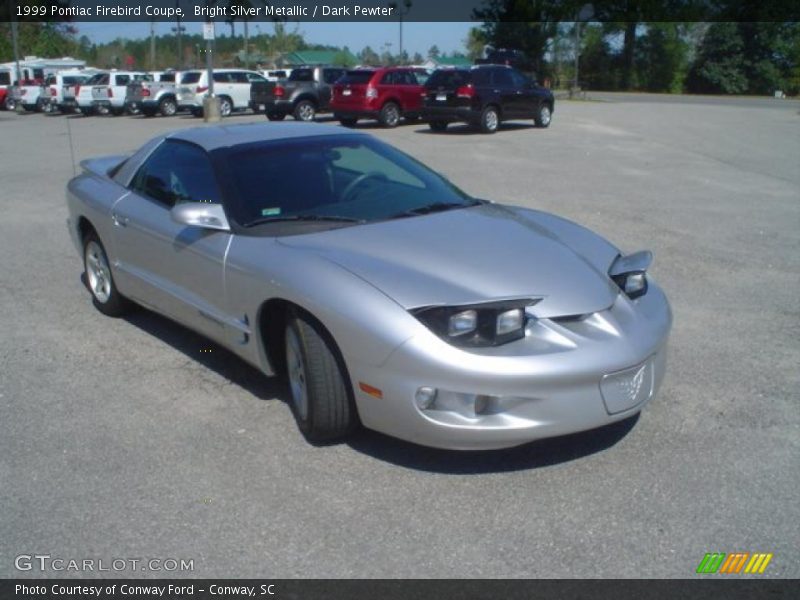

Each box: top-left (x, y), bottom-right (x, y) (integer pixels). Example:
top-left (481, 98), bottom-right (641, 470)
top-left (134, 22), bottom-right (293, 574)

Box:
top-left (173, 1), bottom-right (186, 69)
top-left (388, 0), bottom-right (412, 64)
top-left (150, 19), bottom-right (156, 71)
top-left (202, 18), bottom-right (221, 122)
top-left (11, 12), bottom-right (23, 113)
top-left (243, 20), bottom-right (250, 70)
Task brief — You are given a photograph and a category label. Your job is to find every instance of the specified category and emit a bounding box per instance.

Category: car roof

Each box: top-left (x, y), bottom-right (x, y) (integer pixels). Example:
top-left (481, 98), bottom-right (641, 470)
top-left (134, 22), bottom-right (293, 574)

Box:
top-left (165, 121), bottom-right (363, 151)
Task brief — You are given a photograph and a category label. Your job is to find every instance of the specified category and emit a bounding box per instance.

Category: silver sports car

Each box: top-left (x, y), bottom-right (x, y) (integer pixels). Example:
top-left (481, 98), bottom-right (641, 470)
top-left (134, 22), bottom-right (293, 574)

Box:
top-left (67, 122), bottom-right (671, 450)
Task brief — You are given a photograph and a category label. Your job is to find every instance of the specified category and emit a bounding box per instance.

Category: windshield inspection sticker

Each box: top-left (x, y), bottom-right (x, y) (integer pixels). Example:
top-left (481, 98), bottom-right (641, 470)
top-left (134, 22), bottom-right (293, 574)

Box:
top-left (261, 207), bottom-right (281, 216)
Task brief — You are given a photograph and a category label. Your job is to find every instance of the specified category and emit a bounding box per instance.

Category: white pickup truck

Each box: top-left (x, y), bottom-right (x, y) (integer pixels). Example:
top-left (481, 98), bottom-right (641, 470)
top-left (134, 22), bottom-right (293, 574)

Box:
top-left (90, 71), bottom-right (151, 115)
top-left (42, 71), bottom-right (96, 114)
top-left (62, 72), bottom-right (107, 115)
top-left (125, 71), bottom-right (182, 117)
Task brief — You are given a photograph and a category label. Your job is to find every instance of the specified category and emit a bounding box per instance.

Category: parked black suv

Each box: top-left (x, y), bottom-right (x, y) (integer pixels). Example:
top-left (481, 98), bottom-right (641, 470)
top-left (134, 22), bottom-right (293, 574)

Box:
top-left (420, 65), bottom-right (554, 134)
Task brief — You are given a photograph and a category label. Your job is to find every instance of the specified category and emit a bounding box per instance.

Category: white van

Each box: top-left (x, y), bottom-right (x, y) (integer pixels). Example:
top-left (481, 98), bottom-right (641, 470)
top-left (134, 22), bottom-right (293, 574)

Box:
top-left (176, 68), bottom-right (267, 117)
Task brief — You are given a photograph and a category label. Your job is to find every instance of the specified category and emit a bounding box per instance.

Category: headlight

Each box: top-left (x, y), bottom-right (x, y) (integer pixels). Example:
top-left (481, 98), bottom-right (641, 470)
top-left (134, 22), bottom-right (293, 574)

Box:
top-left (412, 299), bottom-right (539, 347)
top-left (609, 250), bottom-right (652, 300)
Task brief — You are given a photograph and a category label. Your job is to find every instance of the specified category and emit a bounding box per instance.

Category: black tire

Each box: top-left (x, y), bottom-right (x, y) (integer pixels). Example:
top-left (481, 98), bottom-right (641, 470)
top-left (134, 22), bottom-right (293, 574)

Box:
top-left (378, 101), bottom-right (401, 128)
top-left (479, 105), bottom-right (500, 134)
top-left (79, 107), bottom-right (91, 116)
top-left (141, 107), bottom-right (157, 117)
top-left (219, 96), bottom-right (233, 117)
top-left (191, 107), bottom-right (203, 118)
top-left (284, 311), bottom-right (358, 442)
top-left (35, 98), bottom-right (46, 112)
top-left (428, 120), bottom-right (448, 132)
top-left (83, 232), bottom-right (132, 317)
top-left (293, 99), bottom-right (316, 122)
top-left (3, 96), bottom-right (15, 111)
top-left (111, 107), bottom-right (125, 116)
top-left (266, 111), bottom-right (286, 121)
top-left (534, 102), bottom-right (552, 128)
top-left (159, 97), bottom-right (177, 117)
top-left (338, 117), bottom-right (358, 127)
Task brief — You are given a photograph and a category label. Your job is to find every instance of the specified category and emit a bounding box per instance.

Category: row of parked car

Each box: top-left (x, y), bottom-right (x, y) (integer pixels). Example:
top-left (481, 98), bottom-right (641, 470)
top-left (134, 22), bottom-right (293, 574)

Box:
top-left (2, 63), bottom-right (555, 134)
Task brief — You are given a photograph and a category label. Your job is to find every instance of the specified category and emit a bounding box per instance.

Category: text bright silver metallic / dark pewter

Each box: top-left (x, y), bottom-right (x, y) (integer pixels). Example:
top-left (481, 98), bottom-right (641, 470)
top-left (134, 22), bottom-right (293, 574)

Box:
top-left (66, 122), bottom-right (671, 450)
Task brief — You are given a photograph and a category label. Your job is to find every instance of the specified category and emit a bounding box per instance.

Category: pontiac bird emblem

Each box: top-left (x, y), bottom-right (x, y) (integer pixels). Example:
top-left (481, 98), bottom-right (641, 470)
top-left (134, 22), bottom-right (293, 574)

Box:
top-left (617, 364), bottom-right (646, 403)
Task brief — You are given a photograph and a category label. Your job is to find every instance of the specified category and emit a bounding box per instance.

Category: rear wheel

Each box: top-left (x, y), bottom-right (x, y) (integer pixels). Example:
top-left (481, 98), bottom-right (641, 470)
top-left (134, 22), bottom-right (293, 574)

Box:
top-left (428, 120), bottom-right (448, 132)
top-left (266, 111), bottom-right (286, 121)
top-left (338, 117), bottom-right (358, 127)
top-left (534, 103), bottom-right (552, 128)
top-left (83, 233), bottom-right (131, 317)
top-left (5, 96), bottom-right (17, 111)
top-left (284, 311), bottom-right (358, 442)
top-left (159, 97), bottom-right (177, 117)
top-left (379, 102), bottom-right (401, 128)
top-left (293, 99), bottom-right (316, 122)
top-left (479, 105), bottom-right (499, 133)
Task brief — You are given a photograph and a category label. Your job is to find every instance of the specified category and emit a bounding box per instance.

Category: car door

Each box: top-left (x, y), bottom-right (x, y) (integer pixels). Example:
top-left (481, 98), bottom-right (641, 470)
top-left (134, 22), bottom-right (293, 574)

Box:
top-left (212, 71), bottom-right (234, 102)
top-left (110, 140), bottom-right (234, 343)
top-left (319, 68), bottom-right (345, 108)
top-left (228, 71), bottom-right (251, 109)
top-left (509, 68), bottom-right (537, 117)
top-left (491, 68), bottom-right (520, 118)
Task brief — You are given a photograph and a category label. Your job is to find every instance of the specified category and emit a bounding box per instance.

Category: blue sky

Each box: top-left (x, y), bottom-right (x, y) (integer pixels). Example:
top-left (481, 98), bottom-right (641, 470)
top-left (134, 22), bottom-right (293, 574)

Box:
top-left (73, 21), bottom-right (475, 57)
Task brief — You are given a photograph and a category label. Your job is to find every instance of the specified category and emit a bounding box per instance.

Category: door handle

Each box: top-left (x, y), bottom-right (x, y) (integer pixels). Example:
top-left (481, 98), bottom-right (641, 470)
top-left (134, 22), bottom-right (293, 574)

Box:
top-left (111, 213), bottom-right (128, 227)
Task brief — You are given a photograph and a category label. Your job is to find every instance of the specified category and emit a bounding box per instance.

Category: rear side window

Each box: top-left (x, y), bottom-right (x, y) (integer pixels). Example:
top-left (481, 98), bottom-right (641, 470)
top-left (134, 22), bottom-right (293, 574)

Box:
top-left (340, 71), bottom-right (374, 85)
top-left (380, 71), bottom-right (398, 85)
top-left (115, 75), bottom-right (131, 86)
top-left (213, 72), bottom-right (232, 83)
top-left (0, 72), bottom-right (10, 86)
top-left (229, 72), bottom-right (249, 83)
top-left (181, 72), bottom-right (201, 85)
top-left (130, 141), bottom-right (222, 208)
top-left (323, 69), bottom-right (345, 84)
top-left (245, 72), bottom-right (266, 83)
top-left (160, 73), bottom-right (176, 83)
top-left (289, 69), bottom-right (314, 82)
top-left (426, 70), bottom-right (470, 89)
top-left (491, 69), bottom-right (513, 87)
top-left (63, 76), bottom-right (84, 85)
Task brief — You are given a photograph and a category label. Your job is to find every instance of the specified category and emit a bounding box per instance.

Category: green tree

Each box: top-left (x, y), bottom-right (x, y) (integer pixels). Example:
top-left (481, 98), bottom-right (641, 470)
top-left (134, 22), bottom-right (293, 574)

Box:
top-left (636, 23), bottom-right (690, 93)
top-left (687, 22), bottom-right (747, 94)
top-left (464, 26), bottom-right (487, 61)
top-left (427, 44), bottom-right (440, 60)
top-left (359, 45), bottom-right (381, 65)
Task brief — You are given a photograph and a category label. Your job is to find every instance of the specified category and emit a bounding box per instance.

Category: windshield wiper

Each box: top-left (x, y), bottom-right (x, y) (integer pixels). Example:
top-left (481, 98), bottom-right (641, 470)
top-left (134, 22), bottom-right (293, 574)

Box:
top-left (387, 200), bottom-right (483, 220)
top-left (245, 214), bottom-right (364, 227)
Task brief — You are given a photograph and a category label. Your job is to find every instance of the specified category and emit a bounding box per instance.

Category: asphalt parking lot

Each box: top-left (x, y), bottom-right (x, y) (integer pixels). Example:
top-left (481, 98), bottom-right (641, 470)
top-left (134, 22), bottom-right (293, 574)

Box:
top-left (1, 94), bottom-right (798, 578)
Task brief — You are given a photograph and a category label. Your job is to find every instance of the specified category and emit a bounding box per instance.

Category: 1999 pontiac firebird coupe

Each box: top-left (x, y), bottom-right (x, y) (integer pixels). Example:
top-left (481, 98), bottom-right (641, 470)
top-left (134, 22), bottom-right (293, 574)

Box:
top-left (67, 122), bottom-right (671, 450)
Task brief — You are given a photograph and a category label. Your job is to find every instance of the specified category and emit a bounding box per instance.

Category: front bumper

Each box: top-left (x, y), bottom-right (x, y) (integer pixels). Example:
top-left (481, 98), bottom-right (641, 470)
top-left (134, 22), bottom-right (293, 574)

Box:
top-left (348, 283), bottom-right (672, 450)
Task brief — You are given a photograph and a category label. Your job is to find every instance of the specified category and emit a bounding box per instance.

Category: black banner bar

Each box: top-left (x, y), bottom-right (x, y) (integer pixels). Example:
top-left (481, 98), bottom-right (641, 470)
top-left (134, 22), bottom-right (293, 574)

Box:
top-left (1, 0), bottom-right (798, 23)
top-left (1, 579), bottom-right (798, 600)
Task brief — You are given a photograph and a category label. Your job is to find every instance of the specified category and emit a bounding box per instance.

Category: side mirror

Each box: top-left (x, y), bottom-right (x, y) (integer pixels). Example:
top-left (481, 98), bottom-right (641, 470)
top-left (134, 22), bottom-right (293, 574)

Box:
top-left (171, 202), bottom-right (231, 232)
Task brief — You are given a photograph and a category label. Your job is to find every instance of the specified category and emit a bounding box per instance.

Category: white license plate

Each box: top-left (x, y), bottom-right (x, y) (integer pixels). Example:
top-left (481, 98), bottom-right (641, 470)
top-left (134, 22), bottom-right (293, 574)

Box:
top-left (436, 93), bottom-right (447, 101)
top-left (342, 89), bottom-right (352, 96)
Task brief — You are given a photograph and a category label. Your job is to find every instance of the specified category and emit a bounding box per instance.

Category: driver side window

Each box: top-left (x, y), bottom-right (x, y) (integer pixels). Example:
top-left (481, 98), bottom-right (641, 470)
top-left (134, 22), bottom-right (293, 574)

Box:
top-left (130, 141), bottom-right (222, 208)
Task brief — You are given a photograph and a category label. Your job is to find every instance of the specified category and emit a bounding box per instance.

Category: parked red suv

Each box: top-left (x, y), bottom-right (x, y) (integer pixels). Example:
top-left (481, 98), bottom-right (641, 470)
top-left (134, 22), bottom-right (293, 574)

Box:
top-left (331, 67), bottom-right (430, 128)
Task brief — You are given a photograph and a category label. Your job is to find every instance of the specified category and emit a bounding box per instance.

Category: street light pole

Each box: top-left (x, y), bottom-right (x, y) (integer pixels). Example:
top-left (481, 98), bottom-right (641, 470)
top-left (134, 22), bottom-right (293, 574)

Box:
top-left (388, 0), bottom-right (412, 64)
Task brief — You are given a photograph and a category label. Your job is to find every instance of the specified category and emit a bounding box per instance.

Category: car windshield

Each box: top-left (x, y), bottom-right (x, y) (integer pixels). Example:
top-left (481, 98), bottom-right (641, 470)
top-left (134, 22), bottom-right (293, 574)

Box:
top-left (220, 135), bottom-right (477, 229)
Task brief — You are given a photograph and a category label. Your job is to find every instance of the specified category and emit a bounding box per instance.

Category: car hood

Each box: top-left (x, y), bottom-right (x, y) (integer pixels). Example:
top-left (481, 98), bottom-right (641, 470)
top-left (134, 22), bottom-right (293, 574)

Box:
top-left (279, 203), bottom-right (621, 318)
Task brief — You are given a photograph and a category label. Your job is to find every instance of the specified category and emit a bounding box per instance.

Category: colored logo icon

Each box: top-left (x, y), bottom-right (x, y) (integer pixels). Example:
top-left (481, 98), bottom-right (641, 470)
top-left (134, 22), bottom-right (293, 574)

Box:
top-left (696, 552), bottom-right (773, 574)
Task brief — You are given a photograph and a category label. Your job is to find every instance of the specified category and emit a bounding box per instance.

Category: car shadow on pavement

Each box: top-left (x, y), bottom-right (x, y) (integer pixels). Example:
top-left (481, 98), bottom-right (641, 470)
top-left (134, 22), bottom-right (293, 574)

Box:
top-left (413, 122), bottom-right (535, 136)
top-left (123, 307), bottom-right (286, 402)
top-left (346, 414), bottom-right (639, 474)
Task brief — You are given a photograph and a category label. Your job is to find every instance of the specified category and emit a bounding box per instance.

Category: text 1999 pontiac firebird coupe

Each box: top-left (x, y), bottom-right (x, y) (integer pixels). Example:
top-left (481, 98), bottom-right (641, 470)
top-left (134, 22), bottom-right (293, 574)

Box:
top-left (67, 122), bottom-right (671, 450)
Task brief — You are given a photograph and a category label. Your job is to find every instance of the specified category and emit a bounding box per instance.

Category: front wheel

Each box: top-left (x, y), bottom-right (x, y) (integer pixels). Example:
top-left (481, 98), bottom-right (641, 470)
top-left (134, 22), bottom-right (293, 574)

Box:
top-left (534, 103), bottom-right (552, 128)
top-left (293, 100), bottom-right (316, 122)
top-left (285, 312), bottom-right (358, 442)
top-left (83, 233), bottom-right (131, 317)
